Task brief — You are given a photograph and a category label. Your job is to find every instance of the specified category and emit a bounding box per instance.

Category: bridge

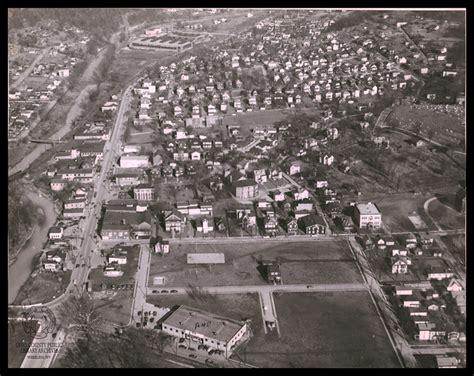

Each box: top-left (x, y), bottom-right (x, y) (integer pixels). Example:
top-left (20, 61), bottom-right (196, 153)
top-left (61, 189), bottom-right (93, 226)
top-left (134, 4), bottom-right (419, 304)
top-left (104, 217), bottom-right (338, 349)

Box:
top-left (28, 137), bottom-right (67, 145)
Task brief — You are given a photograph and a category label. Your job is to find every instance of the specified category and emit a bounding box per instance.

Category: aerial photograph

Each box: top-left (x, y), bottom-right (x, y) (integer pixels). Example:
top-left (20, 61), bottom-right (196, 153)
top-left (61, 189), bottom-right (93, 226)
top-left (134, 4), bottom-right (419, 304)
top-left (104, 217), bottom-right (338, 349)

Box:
top-left (8, 7), bottom-right (465, 369)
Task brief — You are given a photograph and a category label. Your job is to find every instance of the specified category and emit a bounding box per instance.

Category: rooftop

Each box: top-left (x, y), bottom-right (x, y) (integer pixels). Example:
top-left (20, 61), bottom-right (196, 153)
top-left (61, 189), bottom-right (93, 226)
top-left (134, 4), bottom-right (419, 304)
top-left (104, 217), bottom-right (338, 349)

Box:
top-left (162, 305), bottom-right (245, 343)
top-left (356, 202), bottom-right (381, 215)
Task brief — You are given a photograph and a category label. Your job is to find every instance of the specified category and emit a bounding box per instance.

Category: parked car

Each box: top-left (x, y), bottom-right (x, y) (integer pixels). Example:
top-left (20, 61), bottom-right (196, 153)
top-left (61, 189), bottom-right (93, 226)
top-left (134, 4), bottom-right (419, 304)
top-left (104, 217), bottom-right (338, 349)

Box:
top-left (170, 289), bottom-right (178, 293)
top-left (178, 344), bottom-right (187, 349)
top-left (152, 290), bottom-right (158, 293)
top-left (161, 290), bottom-right (169, 293)
top-left (189, 354), bottom-right (198, 359)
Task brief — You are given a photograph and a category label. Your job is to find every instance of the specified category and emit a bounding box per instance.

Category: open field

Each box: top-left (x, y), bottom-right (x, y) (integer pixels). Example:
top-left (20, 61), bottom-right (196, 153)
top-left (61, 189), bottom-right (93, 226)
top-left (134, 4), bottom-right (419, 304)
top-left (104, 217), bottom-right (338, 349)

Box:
top-left (8, 320), bottom-right (38, 368)
top-left (375, 194), bottom-right (438, 232)
top-left (148, 240), bottom-right (360, 288)
top-left (223, 108), bottom-right (320, 137)
top-left (94, 290), bottom-right (133, 327)
top-left (386, 105), bottom-right (464, 148)
top-left (13, 269), bottom-right (72, 305)
top-left (428, 199), bottom-right (465, 231)
top-left (237, 292), bottom-right (400, 368)
top-left (111, 48), bottom-right (173, 84)
top-left (441, 234), bottom-right (465, 265)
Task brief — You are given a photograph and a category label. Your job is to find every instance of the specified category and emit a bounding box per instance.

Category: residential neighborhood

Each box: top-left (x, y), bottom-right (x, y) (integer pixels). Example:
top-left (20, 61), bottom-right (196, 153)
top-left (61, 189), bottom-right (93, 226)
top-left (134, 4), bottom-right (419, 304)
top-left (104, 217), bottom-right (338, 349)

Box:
top-left (8, 8), bottom-right (465, 370)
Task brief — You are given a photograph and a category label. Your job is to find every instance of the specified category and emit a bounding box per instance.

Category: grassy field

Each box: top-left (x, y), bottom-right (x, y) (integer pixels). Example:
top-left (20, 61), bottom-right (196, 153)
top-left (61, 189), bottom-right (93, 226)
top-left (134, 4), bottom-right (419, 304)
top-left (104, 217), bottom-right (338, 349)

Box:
top-left (375, 194), bottom-right (438, 232)
top-left (386, 105), bottom-right (464, 148)
top-left (441, 234), bottom-right (465, 265)
top-left (14, 270), bottom-right (72, 305)
top-left (94, 290), bottom-right (133, 327)
top-left (428, 199), bottom-right (465, 230)
top-left (238, 292), bottom-right (401, 368)
top-left (8, 320), bottom-right (38, 368)
top-left (148, 240), bottom-right (361, 288)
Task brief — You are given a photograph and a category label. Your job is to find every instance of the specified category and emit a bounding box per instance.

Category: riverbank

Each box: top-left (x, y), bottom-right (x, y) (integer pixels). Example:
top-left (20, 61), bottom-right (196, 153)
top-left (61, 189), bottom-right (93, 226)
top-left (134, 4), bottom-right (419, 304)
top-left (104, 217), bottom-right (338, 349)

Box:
top-left (8, 184), bottom-right (58, 304)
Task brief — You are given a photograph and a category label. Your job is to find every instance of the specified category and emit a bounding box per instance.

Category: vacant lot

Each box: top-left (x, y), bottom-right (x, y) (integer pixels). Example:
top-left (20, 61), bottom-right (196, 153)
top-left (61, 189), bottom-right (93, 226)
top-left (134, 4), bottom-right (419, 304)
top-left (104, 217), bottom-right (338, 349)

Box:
top-left (148, 240), bottom-right (361, 287)
top-left (14, 270), bottom-right (72, 305)
top-left (428, 199), bottom-right (465, 230)
top-left (8, 320), bottom-right (38, 368)
top-left (386, 105), bottom-right (464, 148)
top-left (375, 194), bottom-right (438, 232)
top-left (94, 290), bottom-right (133, 327)
top-left (223, 108), bottom-right (320, 137)
top-left (237, 292), bottom-right (400, 368)
top-left (441, 234), bottom-right (465, 265)
top-left (111, 48), bottom-right (173, 85)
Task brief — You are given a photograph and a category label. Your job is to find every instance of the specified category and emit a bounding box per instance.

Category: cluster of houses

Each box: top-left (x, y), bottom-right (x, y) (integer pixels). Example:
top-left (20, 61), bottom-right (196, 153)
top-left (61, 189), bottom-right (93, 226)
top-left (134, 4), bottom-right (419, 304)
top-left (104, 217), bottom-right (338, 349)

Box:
top-left (8, 24), bottom-right (91, 140)
top-left (361, 232), bottom-right (457, 280)
top-left (390, 277), bottom-right (465, 344)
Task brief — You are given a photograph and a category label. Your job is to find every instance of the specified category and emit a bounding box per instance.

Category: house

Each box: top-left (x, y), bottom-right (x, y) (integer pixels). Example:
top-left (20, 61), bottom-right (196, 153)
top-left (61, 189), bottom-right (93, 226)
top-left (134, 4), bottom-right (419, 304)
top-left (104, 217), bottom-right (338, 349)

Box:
top-left (286, 217), bottom-right (299, 236)
top-left (436, 356), bottom-right (459, 369)
top-left (103, 265), bottom-right (124, 277)
top-left (196, 217), bottom-right (214, 233)
top-left (266, 263), bottom-right (282, 284)
top-left (264, 216), bottom-right (279, 235)
top-left (395, 286), bottom-right (413, 296)
top-left (427, 266), bottom-right (454, 281)
top-left (415, 322), bottom-right (445, 341)
top-left (298, 214), bottom-right (326, 235)
top-left (391, 256), bottom-right (410, 274)
top-left (107, 249), bottom-right (128, 265)
top-left (271, 190), bottom-right (286, 202)
top-left (289, 161), bottom-right (302, 176)
top-left (447, 278), bottom-right (463, 293)
top-left (43, 250), bottom-right (64, 272)
top-left (64, 197), bottom-right (87, 210)
top-left (165, 211), bottom-right (186, 233)
top-left (294, 188), bottom-right (310, 201)
top-left (134, 184), bottom-right (155, 201)
top-left (48, 226), bottom-right (64, 240)
top-left (234, 179), bottom-right (258, 199)
top-left (295, 199), bottom-right (313, 212)
top-left (354, 202), bottom-right (382, 229)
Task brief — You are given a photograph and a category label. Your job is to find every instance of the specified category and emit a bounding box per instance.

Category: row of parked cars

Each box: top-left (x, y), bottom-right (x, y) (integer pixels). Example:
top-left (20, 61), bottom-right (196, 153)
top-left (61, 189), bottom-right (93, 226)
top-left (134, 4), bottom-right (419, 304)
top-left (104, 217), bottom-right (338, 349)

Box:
top-left (151, 289), bottom-right (179, 293)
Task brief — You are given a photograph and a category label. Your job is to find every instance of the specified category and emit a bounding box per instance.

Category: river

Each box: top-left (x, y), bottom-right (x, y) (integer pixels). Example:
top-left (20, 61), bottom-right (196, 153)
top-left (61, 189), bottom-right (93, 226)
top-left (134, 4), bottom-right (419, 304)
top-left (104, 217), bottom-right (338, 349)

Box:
top-left (8, 184), bottom-right (58, 304)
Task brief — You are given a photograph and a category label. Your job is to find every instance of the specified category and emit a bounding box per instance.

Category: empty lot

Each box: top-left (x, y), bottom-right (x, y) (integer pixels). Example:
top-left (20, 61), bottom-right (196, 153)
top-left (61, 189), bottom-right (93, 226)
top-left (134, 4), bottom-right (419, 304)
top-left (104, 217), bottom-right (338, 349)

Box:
top-left (148, 240), bottom-right (362, 288)
top-left (238, 292), bottom-right (401, 368)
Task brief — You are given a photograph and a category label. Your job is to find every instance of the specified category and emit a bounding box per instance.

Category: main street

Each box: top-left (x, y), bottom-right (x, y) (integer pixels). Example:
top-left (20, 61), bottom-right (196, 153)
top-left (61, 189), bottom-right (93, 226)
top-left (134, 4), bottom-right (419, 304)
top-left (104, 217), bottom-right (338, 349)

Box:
top-left (36, 83), bottom-right (133, 311)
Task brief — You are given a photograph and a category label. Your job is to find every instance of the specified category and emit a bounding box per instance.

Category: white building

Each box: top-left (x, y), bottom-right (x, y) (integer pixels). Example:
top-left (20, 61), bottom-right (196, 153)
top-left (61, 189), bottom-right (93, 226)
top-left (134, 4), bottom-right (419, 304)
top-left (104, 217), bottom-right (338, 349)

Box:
top-left (355, 202), bottom-right (382, 228)
top-left (161, 305), bottom-right (249, 358)
top-left (119, 155), bottom-right (150, 168)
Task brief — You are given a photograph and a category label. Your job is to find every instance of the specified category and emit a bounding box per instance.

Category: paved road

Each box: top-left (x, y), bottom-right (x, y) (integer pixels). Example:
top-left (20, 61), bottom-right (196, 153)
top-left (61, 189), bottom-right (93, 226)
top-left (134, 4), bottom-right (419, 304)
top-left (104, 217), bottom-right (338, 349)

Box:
top-left (20, 328), bottom-right (66, 368)
top-left (10, 47), bottom-right (49, 90)
top-left (147, 283), bottom-right (367, 296)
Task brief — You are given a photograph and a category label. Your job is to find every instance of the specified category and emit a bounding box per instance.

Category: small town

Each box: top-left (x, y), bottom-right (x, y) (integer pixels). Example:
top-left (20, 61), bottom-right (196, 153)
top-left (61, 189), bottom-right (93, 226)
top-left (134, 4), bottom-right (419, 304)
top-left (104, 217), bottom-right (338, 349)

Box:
top-left (8, 7), bottom-right (466, 370)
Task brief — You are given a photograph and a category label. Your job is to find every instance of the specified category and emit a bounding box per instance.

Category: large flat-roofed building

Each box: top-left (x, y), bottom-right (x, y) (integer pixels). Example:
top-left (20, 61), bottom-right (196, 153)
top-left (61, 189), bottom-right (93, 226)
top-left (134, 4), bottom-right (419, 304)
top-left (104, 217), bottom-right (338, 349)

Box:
top-left (354, 202), bottom-right (382, 229)
top-left (129, 34), bottom-right (194, 52)
top-left (161, 305), bottom-right (249, 358)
